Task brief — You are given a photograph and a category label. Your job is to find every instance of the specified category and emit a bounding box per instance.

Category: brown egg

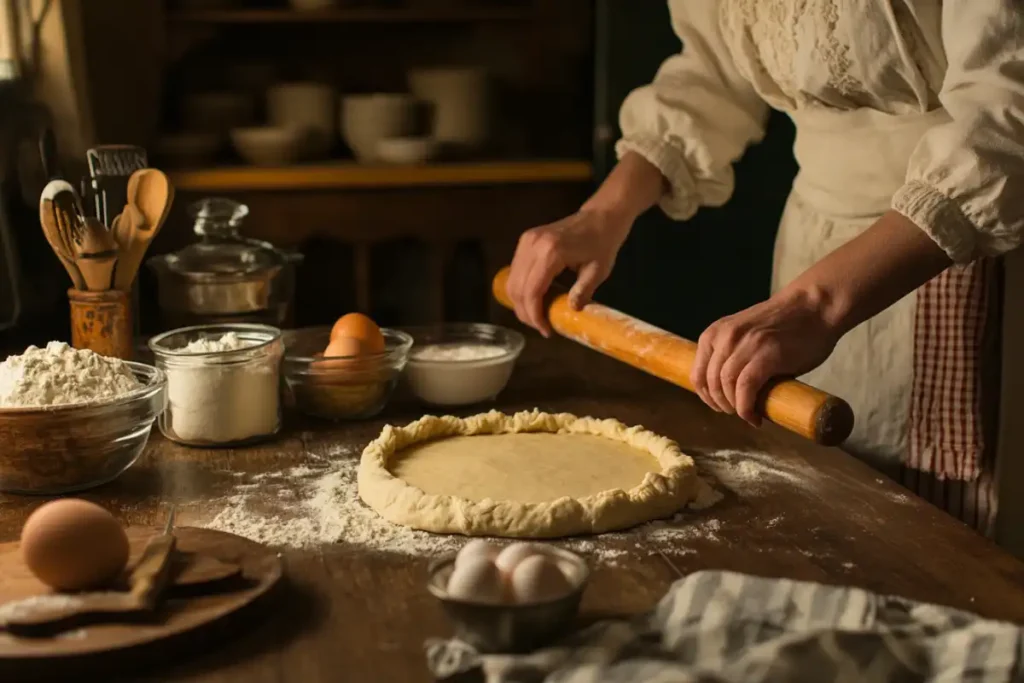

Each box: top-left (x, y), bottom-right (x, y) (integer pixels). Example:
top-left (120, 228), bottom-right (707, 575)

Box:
top-left (20, 499), bottom-right (130, 591)
top-left (329, 313), bottom-right (385, 354)
top-left (317, 335), bottom-right (366, 372)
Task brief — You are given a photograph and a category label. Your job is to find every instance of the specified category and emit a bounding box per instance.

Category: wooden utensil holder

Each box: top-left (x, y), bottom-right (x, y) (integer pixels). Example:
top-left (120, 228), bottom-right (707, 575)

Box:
top-left (68, 288), bottom-right (133, 360)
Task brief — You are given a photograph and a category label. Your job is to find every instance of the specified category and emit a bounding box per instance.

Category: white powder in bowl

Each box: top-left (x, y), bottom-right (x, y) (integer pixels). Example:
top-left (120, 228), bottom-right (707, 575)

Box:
top-left (406, 343), bottom-right (516, 406)
top-left (159, 332), bottom-right (282, 445)
top-left (409, 343), bottom-right (507, 362)
top-left (0, 341), bottom-right (141, 408)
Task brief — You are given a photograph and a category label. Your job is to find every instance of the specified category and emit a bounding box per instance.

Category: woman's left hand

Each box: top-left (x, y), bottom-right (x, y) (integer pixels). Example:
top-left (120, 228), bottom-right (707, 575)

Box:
top-left (690, 289), bottom-right (842, 426)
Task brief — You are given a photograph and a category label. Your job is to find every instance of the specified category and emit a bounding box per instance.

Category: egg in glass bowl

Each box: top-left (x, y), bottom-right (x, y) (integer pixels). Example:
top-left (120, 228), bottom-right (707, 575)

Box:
top-left (281, 321), bottom-right (412, 420)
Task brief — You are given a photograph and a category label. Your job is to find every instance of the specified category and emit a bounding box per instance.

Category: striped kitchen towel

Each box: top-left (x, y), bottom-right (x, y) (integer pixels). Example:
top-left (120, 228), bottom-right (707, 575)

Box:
top-left (426, 570), bottom-right (1024, 682)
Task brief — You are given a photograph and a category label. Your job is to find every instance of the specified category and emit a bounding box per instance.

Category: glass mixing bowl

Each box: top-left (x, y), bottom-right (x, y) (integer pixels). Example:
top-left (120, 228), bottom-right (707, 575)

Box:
top-left (282, 327), bottom-right (413, 420)
top-left (0, 363), bottom-right (168, 494)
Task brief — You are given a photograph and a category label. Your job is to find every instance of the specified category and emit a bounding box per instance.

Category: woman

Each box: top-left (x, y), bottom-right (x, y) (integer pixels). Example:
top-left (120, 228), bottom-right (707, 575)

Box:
top-left (505, 1), bottom-right (1023, 536)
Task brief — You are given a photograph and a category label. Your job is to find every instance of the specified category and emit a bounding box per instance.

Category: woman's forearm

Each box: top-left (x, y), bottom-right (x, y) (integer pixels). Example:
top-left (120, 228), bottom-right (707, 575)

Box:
top-left (781, 210), bottom-right (953, 335)
top-left (581, 151), bottom-right (669, 226)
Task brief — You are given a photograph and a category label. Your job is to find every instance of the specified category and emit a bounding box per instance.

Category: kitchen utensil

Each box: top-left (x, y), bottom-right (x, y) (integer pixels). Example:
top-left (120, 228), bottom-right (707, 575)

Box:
top-left (37, 195), bottom-right (84, 289)
top-left (85, 145), bottom-right (148, 226)
top-left (73, 217), bottom-right (118, 291)
top-left (491, 267), bottom-right (855, 446)
top-left (147, 197), bottom-right (302, 329)
top-left (112, 168), bottom-right (173, 292)
top-left (69, 288), bottom-right (134, 359)
top-left (0, 506), bottom-right (177, 637)
top-left (427, 547), bottom-right (590, 654)
top-left (0, 527), bottom-right (282, 671)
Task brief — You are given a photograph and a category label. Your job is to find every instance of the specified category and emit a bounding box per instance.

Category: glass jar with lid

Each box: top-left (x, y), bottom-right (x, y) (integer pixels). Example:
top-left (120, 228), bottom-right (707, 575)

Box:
top-left (147, 197), bottom-right (302, 330)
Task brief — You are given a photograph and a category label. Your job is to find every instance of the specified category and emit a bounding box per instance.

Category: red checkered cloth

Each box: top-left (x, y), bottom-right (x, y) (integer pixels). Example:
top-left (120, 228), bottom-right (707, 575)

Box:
top-left (907, 258), bottom-right (996, 482)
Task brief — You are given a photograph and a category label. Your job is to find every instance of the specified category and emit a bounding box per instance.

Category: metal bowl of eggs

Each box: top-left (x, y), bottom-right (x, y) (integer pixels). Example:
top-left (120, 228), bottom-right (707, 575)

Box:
top-left (427, 541), bottom-right (590, 654)
top-left (282, 316), bottom-right (413, 420)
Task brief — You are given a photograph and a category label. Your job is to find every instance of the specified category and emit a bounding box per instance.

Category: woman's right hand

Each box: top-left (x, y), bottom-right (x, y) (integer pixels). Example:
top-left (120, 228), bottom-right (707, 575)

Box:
top-left (505, 207), bottom-right (633, 337)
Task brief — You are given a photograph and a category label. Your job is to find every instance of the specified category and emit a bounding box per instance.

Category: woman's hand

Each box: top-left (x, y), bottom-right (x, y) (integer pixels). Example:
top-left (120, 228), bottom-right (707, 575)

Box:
top-left (690, 210), bottom-right (952, 426)
top-left (506, 152), bottom-right (668, 336)
top-left (690, 288), bottom-right (841, 426)
top-left (506, 208), bottom-right (632, 336)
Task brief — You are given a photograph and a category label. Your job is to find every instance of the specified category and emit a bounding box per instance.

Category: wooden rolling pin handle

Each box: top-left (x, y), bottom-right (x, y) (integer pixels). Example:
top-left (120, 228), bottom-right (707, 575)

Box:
top-left (492, 267), bottom-right (854, 446)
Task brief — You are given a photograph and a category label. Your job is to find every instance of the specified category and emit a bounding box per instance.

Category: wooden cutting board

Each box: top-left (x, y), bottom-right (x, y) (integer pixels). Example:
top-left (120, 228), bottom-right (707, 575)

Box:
top-left (0, 526), bottom-right (282, 668)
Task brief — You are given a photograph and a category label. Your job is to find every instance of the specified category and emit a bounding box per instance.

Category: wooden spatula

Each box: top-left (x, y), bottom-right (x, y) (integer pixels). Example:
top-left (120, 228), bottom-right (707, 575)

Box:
top-left (492, 267), bottom-right (854, 446)
top-left (0, 507), bottom-right (179, 637)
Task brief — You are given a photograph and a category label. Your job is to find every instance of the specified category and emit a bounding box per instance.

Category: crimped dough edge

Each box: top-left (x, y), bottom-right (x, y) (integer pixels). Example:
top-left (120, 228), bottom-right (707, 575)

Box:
top-left (357, 409), bottom-right (698, 538)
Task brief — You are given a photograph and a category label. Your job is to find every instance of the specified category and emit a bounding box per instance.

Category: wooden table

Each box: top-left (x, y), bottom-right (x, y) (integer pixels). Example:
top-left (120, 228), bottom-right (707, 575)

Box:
top-left (3, 334), bottom-right (1024, 682)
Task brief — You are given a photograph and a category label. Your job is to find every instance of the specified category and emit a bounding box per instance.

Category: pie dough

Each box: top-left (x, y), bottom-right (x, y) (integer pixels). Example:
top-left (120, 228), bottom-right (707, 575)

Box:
top-left (357, 410), bottom-right (698, 538)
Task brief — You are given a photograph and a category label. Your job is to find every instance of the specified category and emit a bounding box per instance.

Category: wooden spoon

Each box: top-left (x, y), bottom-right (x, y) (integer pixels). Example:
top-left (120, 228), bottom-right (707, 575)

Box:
top-left (74, 216), bottom-right (119, 291)
top-left (114, 169), bottom-right (174, 291)
top-left (111, 203), bottom-right (145, 290)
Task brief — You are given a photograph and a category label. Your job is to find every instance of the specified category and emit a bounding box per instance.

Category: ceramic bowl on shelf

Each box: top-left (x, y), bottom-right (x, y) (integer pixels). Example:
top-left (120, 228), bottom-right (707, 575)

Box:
top-left (340, 93), bottom-right (418, 163)
top-left (0, 363), bottom-right (167, 495)
top-left (183, 92), bottom-right (254, 134)
top-left (153, 132), bottom-right (223, 167)
top-left (267, 82), bottom-right (337, 159)
top-left (287, 0), bottom-right (339, 9)
top-left (230, 126), bottom-right (304, 166)
top-left (376, 136), bottom-right (437, 165)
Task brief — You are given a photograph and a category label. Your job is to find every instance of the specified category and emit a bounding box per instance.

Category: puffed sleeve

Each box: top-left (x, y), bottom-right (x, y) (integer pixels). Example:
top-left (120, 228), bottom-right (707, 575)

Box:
top-left (892, 1), bottom-right (1024, 263)
top-left (615, 0), bottom-right (768, 221)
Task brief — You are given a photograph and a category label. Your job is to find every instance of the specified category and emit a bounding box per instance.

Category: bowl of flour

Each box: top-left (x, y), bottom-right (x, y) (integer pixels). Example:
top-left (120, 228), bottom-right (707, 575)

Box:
top-left (0, 342), bottom-right (168, 494)
top-left (148, 323), bottom-right (283, 446)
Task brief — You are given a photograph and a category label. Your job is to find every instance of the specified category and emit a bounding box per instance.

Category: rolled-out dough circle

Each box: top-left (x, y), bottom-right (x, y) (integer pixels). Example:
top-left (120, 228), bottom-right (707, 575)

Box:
top-left (357, 410), bottom-right (698, 538)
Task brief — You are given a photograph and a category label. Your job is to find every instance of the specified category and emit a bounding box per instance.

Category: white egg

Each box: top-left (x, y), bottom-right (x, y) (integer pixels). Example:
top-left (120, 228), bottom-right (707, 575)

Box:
top-left (454, 539), bottom-right (499, 569)
top-left (509, 554), bottom-right (573, 604)
top-left (494, 542), bottom-right (542, 576)
top-left (446, 555), bottom-right (505, 604)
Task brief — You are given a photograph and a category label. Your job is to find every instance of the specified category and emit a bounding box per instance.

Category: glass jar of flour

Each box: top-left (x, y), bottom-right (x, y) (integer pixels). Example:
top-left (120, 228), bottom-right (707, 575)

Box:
top-left (148, 323), bottom-right (284, 446)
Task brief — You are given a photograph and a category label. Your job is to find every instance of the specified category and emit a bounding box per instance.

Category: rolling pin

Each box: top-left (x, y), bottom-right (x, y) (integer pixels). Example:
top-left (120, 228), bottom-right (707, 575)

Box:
top-left (492, 267), bottom-right (854, 446)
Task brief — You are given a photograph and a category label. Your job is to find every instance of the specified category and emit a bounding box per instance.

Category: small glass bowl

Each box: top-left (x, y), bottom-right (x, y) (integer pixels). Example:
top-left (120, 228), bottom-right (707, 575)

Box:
top-left (0, 363), bottom-right (168, 494)
top-left (402, 323), bottom-right (525, 406)
top-left (282, 327), bottom-right (413, 420)
top-left (148, 323), bottom-right (284, 447)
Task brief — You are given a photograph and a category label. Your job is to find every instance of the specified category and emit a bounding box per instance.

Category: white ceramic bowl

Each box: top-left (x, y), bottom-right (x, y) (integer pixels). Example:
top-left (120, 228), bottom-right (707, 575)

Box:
top-left (402, 323), bottom-right (525, 406)
top-left (376, 136), bottom-right (437, 165)
top-left (230, 126), bottom-right (304, 166)
top-left (183, 92), bottom-right (254, 134)
top-left (340, 93), bottom-right (418, 163)
top-left (408, 67), bottom-right (488, 149)
top-left (267, 82), bottom-right (336, 159)
top-left (153, 132), bottom-right (223, 167)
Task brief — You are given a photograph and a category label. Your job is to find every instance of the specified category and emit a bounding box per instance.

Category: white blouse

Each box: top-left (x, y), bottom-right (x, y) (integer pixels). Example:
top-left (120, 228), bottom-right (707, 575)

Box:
top-left (616, 0), bottom-right (1024, 263)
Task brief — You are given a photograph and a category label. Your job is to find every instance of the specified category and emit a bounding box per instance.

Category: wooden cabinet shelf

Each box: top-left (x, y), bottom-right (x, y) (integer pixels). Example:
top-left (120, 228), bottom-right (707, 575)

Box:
top-left (167, 160), bottom-right (593, 192)
top-left (167, 7), bottom-right (534, 24)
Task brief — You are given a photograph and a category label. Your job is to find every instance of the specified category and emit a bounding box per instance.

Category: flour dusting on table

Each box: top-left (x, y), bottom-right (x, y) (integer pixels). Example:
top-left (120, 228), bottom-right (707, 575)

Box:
top-left (194, 448), bottom-right (737, 564)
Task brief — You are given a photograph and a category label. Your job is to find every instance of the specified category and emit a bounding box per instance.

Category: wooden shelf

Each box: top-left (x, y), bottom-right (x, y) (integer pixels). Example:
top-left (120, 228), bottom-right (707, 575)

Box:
top-left (167, 7), bottom-right (533, 24)
top-left (167, 160), bottom-right (593, 192)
